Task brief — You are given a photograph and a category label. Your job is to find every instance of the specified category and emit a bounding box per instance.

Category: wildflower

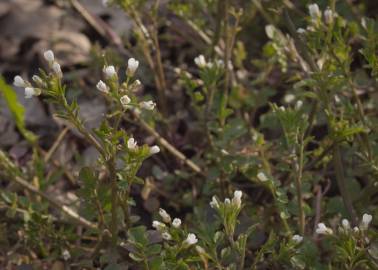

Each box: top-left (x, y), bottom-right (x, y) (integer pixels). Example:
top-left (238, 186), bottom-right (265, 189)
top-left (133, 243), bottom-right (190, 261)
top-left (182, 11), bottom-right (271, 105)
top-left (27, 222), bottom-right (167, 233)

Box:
top-left (324, 8), bottom-right (334, 24)
top-left (25, 87), bottom-right (36, 99)
top-left (127, 58), bottom-right (139, 76)
top-left (224, 198), bottom-right (231, 204)
top-left (257, 172), bottom-right (268, 182)
top-left (127, 138), bottom-right (137, 150)
top-left (184, 233), bottom-right (198, 246)
top-left (13, 75), bottom-right (27, 88)
top-left (308, 4), bottom-right (321, 20)
top-left (295, 100), bottom-right (303, 110)
top-left (120, 95), bottom-right (131, 107)
top-left (152, 220), bottom-right (166, 231)
top-left (292, 234), bottom-right (303, 243)
top-left (52, 62), bottom-right (63, 78)
top-left (96, 80), bottom-right (109, 93)
top-left (159, 208), bottom-right (171, 223)
top-left (62, 249), bottom-right (71, 261)
top-left (44, 50), bottom-right (54, 63)
top-left (284, 94), bottom-right (295, 103)
top-left (361, 213), bottom-right (372, 230)
top-left (341, 219), bottom-right (350, 230)
top-left (315, 223), bottom-right (333, 235)
top-left (140, 100), bottom-right (156, 110)
top-left (279, 106), bottom-right (286, 111)
top-left (297, 28), bottom-right (306, 34)
top-left (172, 218), bottom-right (182, 228)
top-left (103, 65), bottom-right (116, 79)
top-left (162, 232), bottom-right (172, 240)
top-left (210, 196), bottom-right (219, 209)
top-left (149, 145), bottom-right (160, 155)
top-left (194, 55), bottom-right (206, 68)
top-left (232, 190), bottom-right (242, 208)
top-left (353, 226), bottom-right (359, 233)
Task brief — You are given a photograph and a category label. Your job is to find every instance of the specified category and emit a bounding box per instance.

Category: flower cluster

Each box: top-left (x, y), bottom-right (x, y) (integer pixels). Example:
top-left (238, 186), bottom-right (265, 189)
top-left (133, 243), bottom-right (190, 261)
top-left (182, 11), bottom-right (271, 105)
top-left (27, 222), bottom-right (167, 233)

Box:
top-left (97, 58), bottom-right (156, 112)
top-left (152, 208), bottom-right (198, 248)
top-left (210, 190), bottom-right (243, 210)
top-left (316, 213), bottom-right (373, 236)
top-left (126, 137), bottom-right (160, 155)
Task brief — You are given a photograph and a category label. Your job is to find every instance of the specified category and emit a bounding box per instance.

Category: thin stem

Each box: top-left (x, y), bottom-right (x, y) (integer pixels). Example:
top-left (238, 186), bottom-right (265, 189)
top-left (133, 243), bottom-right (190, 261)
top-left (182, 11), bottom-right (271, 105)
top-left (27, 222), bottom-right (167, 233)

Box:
top-left (295, 135), bottom-right (305, 235)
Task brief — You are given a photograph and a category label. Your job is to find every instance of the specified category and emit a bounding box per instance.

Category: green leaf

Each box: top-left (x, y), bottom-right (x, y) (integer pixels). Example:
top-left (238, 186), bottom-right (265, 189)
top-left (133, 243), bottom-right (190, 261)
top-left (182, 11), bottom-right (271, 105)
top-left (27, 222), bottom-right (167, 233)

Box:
top-left (0, 76), bottom-right (37, 143)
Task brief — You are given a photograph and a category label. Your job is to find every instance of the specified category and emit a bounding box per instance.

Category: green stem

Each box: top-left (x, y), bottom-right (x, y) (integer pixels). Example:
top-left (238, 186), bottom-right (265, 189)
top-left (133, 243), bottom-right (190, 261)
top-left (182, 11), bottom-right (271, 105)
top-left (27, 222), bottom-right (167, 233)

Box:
top-left (295, 136), bottom-right (305, 235)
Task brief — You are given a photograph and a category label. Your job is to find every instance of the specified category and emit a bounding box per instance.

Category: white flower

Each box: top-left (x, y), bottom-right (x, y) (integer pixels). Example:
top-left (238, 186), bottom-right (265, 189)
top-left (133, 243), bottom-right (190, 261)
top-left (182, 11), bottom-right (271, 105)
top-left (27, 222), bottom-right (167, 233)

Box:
top-left (284, 94), bottom-right (295, 103)
top-left (159, 208), bottom-right (171, 223)
top-left (140, 100), bottom-right (156, 110)
top-left (292, 234), bottom-right (303, 243)
top-left (152, 220), bottom-right (166, 231)
top-left (295, 100), bottom-right (303, 110)
top-left (279, 106), bottom-right (286, 111)
top-left (127, 58), bottom-right (139, 76)
top-left (194, 55), bottom-right (207, 68)
top-left (232, 190), bottom-right (242, 208)
top-left (102, 0), bottom-right (110, 7)
top-left (308, 4), bottom-right (321, 20)
top-left (13, 75), bottom-right (27, 88)
top-left (184, 233), bottom-right (198, 246)
top-left (44, 50), bottom-right (55, 63)
top-left (25, 87), bottom-right (36, 99)
top-left (361, 213), bottom-right (372, 230)
top-left (315, 223), bottom-right (333, 235)
top-left (257, 172), bottom-right (268, 182)
top-left (353, 226), bottom-right (360, 233)
top-left (149, 145), bottom-right (160, 155)
top-left (210, 196), bottom-right (219, 209)
top-left (224, 198), bottom-right (231, 204)
top-left (96, 80), bottom-right (109, 93)
top-left (297, 28), bottom-right (306, 34)
top-left (62, 249), bottom-right (71, 261)
top-left (341, 219), bottom-right (350, 230)
top-left (103, 65), bottom-right (116, 78)
top-left (127, 138), bottom-right (137, 150)
top-left (324, 8), bottom-right (333, 24)
top-left (52, 62), bottom-right (62, 78)
top-left (172, 218), bottom-right (182, 228)
top-left (162, 232), bottom-right (172, 240)
top-left (120, 95), bottom-right (131, 107)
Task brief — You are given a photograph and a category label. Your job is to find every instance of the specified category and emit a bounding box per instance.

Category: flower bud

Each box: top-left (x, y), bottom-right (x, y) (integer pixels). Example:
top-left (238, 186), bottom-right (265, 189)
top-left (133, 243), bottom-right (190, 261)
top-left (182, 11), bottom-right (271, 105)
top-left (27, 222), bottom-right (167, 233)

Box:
top-left (32, 75), bottom-right (44, 86)
top-left (361, 213), bottom-right (372, 230)
top-left (292, 234), bottom-right (303, 243)
top-left (96, 80), bottom-right (109, 93)
top-left (210, 196), bottom-right (219, 209)
top-left (127, 58), bottom-right (139, 76)
top-left (120, 95), bottom-right (131, 108)
top-left (257, 172), bottom-right (268, 182)
top-left (140, 100), bottom-right (156, 110)
top-left (308, 4), bottom-right (321, 21)
top-left (103, 65), bottom-right (117, 79)
top-left (52, 62), bottom-right (63, 78)
top-left (149, 145), bottom-right (160, 155)
top-left (232, 190), bottom-right (242, 208)
top-left (184, 233), bottom-right (198, 246)
top-left (62, 249), bottom-right (71, 261)
top-left (127, 138), bottom-right (137, 150)
top-left (44, 50), bottom-right (55, 63)
top-left (324, 8), bottom-right (333, 25)
top-left (24, 87), bottom-right (36, 99)
top-left (159, 208), bottom-right (171, 223)
top-left (129, 79), bottom-right (142, 92)
top-left (152, 220), bottom-right (166, 231)
top-left (194, 55), bottom-right (207, 68)
top-left (13, 75), bottom-right (27, 88)
top-left (341, 219), bottom-right (350, 230)
top-left (315, 223), bottom-right (333, 235)
top-left (172, 218), bottom-right (182, 228)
